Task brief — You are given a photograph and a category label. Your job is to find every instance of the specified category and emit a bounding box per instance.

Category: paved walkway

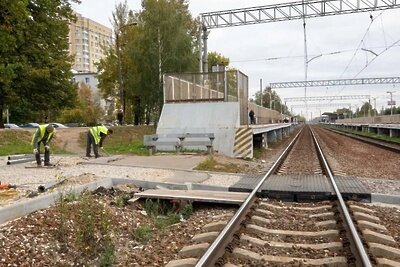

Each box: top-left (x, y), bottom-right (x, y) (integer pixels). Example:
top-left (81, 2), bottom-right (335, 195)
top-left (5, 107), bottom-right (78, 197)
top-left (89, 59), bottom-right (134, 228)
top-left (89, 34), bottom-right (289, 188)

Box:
top-left (104, 154), bottom-right (208, 170)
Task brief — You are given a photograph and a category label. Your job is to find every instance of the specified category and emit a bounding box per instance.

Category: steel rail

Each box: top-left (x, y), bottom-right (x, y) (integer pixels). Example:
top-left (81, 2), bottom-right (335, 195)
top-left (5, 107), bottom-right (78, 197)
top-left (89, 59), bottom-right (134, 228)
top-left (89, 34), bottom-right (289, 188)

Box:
top-left (195, 127), bottom-right (304, 266)
top-left (325, 127), bottom-right (400, 154)
top-left (310, 127), bottom-right (372, 267)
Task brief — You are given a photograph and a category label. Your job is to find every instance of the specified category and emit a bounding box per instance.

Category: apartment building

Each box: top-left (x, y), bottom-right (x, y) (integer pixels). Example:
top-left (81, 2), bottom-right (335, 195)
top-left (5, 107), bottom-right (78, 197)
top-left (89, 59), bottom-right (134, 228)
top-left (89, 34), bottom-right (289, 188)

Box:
top-left (69, 13), bottom-right (113, 72)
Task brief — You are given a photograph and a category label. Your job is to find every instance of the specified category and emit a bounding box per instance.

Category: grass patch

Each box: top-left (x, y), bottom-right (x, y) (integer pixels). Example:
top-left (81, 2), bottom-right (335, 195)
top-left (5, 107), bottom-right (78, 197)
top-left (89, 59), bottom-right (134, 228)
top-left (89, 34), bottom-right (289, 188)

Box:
top-left (194, 156), bottom-right (243, 173)
top-left (142, 199), bottom-right (193, 233)
top-left (253, 147), bottom-right (266, 159)
top-left (0, 130), bottom-right (69, 156)
top-left (78, 125), bottom-right (155, 155)
top-left (0, 130), bottom-right (32, 156)
top-left (132, 225), bottom-right (153, 242)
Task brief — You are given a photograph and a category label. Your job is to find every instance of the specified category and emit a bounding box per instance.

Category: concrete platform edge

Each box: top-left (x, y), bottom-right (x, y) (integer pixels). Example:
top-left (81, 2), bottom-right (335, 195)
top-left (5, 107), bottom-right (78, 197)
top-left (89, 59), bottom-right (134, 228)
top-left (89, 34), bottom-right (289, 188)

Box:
top-left (371, 193), bottom-right (400, 205)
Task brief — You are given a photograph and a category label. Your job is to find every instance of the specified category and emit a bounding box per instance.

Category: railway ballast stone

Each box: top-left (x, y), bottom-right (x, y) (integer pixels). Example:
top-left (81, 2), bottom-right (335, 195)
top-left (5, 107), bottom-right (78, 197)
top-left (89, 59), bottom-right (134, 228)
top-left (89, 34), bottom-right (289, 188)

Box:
top-left (309, 212), bottom-right (335, 220)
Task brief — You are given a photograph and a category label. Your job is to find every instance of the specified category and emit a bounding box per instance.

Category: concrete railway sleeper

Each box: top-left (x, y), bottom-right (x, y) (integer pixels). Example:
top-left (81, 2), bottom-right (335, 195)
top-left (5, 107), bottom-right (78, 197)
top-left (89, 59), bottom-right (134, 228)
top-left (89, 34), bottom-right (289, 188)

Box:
top-left (166, 198), bottom-right (400, 266)
top-left (164, 126), bottom-right (400, 266)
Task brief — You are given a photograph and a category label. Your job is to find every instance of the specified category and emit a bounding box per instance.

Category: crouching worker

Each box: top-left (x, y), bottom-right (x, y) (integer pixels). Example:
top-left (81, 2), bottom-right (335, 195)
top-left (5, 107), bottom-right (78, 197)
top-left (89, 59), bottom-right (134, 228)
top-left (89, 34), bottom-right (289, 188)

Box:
top-left (32, 124), bottom-right (55, 166)
top-left (86, 125), bottom-right (113, 158)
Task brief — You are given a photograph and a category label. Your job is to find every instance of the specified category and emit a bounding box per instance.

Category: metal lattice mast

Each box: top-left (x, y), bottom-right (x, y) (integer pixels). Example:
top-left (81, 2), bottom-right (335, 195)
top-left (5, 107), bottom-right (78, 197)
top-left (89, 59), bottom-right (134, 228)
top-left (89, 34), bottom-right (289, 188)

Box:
top-left (285, 95), bottom-right (370, 102)
top-left (198, 0), bottom-right (400, 72)
top-left (271, 77), bottom-right (400, 88)
top-left (200, 0), bottom-right (400, 29)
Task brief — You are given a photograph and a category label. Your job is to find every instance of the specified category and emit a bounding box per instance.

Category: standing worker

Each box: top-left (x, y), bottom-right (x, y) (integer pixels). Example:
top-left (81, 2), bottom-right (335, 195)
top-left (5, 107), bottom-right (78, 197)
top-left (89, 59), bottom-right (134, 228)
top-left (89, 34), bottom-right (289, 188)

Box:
top-left (86, 125), bottom-right (113, 158)
top-left (116, 109), bottom-right (124, 125)
top-left (249, 110), bottom-right (255, 124)
top-left (32, 124), bottom-right (55, 166)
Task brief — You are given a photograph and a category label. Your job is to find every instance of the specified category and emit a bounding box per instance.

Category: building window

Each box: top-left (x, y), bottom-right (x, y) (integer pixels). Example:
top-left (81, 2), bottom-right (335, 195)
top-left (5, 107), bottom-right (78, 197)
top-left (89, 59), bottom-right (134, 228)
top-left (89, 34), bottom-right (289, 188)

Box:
top-left (85, 77), bottom-right (90, 83)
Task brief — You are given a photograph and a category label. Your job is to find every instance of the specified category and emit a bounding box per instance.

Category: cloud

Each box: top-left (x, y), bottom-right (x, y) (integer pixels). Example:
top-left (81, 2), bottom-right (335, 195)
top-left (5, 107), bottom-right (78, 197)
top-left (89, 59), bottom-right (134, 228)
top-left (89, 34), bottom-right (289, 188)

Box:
top-left (74, 0), bottom-right (400, 117)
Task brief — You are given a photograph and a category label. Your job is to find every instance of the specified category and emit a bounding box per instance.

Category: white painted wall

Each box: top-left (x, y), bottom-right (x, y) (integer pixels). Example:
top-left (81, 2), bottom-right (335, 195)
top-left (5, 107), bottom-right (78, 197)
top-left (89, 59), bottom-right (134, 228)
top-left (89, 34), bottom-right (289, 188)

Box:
top-left (157, 102), bottom-right (240, 157)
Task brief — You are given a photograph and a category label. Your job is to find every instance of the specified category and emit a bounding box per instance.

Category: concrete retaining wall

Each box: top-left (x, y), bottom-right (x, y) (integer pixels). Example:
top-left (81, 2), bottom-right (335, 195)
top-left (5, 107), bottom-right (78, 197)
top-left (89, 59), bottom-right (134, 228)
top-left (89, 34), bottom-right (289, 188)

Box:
top-left (157, 102), bottom-right (240, 157)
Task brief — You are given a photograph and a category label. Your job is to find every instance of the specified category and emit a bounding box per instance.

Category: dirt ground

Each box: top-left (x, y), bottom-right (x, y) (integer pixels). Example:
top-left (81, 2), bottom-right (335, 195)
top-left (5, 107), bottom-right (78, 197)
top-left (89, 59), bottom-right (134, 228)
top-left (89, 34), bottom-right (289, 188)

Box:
top-left (53, 127), bottom-right (88, 154)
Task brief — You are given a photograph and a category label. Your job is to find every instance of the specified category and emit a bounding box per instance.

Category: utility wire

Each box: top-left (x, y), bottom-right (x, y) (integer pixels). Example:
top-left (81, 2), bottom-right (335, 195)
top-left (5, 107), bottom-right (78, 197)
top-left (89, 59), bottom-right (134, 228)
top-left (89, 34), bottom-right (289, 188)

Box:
top-left (229, 45), bottom-right (399, 63)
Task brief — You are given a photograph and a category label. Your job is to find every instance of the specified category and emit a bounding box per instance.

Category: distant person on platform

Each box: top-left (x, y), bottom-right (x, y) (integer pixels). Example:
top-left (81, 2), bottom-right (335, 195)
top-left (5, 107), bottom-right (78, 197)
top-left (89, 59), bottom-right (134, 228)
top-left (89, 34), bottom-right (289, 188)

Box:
top-left (86, 125), bottom-right (113, 158)
top-left (32, 124), bottom-right (55, 166)
top-left (117, 109), bottom-right (124, 125)
top-left (249, 110), bottom-right (255, 124)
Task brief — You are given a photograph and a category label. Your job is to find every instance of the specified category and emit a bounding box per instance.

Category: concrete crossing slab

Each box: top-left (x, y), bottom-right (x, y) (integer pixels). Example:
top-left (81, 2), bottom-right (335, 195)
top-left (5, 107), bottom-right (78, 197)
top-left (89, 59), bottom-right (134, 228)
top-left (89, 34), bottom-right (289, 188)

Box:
top-left (133, 189), bottom-right (249, 205)
top-left (229, 174), bottom-right (371, 202)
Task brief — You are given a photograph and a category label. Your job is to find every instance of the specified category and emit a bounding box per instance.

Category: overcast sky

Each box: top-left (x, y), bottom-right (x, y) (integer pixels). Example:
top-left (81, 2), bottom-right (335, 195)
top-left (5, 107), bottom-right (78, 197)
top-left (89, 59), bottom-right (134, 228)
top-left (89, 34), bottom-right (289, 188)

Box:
top-left (73, 0), bottom-right (400, 118)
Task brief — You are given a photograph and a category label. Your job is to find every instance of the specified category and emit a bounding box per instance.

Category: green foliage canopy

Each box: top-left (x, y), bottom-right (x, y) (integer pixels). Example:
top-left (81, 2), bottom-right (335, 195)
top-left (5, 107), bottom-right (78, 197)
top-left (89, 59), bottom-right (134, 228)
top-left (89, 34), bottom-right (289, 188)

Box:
top-left (97, 0), bottom-right (199, 125)
top-left (0, 0), bottom-right (78, 126)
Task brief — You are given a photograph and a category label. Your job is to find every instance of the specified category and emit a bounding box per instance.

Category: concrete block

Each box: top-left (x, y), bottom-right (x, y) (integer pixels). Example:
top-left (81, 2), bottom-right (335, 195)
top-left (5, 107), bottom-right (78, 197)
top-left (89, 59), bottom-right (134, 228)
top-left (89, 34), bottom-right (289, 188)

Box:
top-left (203, 221), bottom-right (227, 232)
top-left (192, 232), bottom-right (219, 243)
top-left (246, 224), bottom-right (339, 238)
top-left (233, 247), bottom-right (347, 266)
top-left (179, 243), bottom-right (209, 258)
top-left (165, 258), bottom-right (198, 267)
top-left (353, 211), bottom-right (381, 224)
top-left (349, 204), bottom-right (376, 214)
top-left (259, 201), bottom-right (331, 211)
top-left (250, 215), bottom-right (273, 226)
top-left (240, 234), bottom-right (343, 252)
top-left (369, 243), bottom-right (400, 260)
top-left (357, 220), bottom-right (388, 232)
top-left (375, 258), bottom-right (400, 267)
top-left (362, 229), bottom-right (396, 246)
top-left (254, 208), bottom-right (274, 216)
top-left (315, 220), bottom-right (337, 228)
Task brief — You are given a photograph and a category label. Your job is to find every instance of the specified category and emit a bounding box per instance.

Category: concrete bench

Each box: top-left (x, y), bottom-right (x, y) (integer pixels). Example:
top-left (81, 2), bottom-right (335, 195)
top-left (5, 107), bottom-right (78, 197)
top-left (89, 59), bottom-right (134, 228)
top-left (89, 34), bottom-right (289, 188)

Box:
top-left (143, 135), bottom-right (180, 155)
top-left (143, 133), bottom-right (214, 155)
top-left (179, 133), bottom-right (214, 154)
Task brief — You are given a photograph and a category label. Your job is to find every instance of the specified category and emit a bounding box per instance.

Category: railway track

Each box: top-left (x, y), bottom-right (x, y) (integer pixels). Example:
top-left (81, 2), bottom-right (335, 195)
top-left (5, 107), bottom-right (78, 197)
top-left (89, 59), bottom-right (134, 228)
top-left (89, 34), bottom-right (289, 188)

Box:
top-left (166, 126), bottom-right (400, 267)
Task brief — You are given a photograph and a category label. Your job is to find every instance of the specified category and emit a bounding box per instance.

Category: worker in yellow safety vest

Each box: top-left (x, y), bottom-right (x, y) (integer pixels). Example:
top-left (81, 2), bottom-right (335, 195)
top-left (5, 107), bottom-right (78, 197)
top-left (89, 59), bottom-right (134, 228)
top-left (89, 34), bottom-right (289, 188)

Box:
top-left (32, 124), bottom-right (55, 166)
top-left (86, 125), bottom-right (113, 158)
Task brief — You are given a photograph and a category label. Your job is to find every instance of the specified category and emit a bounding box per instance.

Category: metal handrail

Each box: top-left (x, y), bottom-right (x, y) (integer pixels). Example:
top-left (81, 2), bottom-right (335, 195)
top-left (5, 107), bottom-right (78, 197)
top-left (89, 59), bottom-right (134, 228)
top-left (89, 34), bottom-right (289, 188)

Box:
top-left (195, 127), bottom-right (303, 266)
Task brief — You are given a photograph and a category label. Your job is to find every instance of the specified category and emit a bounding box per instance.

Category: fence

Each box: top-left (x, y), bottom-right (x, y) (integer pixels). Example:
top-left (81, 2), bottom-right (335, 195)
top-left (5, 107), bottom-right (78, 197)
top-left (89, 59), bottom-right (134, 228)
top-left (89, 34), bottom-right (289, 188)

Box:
top-left (164, 70), bottom-right (249, 125)
top-left (248, 102), bottom-right (282, 124)
top-left (336, 114), bottom-right (400, 124)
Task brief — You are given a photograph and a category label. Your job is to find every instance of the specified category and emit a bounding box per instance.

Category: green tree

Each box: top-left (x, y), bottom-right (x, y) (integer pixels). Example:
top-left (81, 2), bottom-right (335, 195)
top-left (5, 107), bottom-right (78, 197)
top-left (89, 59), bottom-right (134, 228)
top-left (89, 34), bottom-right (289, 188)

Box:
top-left (0, 0), bottom-right (78, 127)
top-left (137, 0), bottom-right (198, 124)
top-left (252, 86), bottom-right (290, 115)
top-left (355, 101), bottom-right (373, 118)
top-left (59, 82), bottom-right (104, 126)
top-left (97, 0), bottom-right (199, 126)
top-left (336, 107), bottom-right (353, 119)
top-left (208, 51), bottom-right (229, 72)
top-left (0, 0), bottom-right (29, 127)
